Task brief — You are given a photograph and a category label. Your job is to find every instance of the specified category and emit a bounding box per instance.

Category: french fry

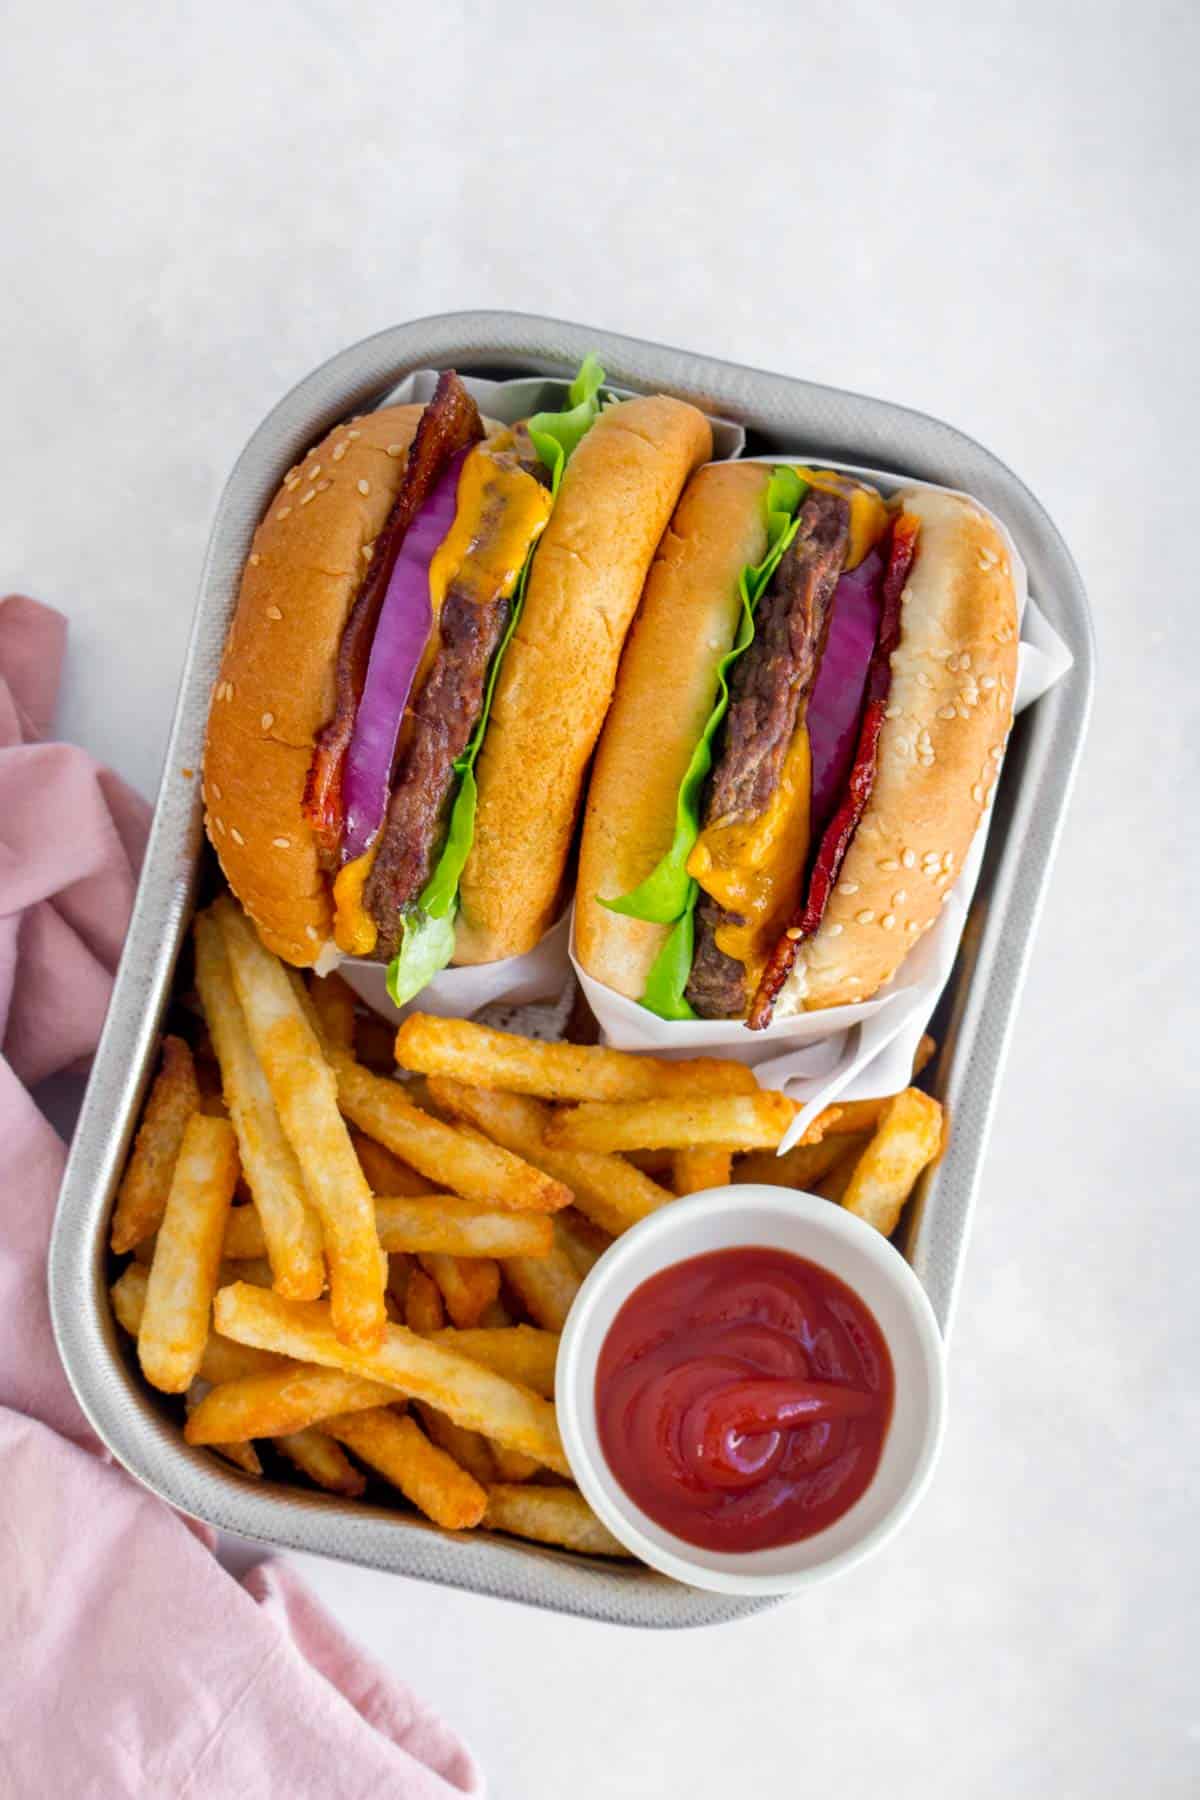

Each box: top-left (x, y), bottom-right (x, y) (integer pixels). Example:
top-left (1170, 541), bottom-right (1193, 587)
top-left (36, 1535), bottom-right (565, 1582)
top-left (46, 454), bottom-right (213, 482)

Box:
top-left (224, 1194), bottom-right (553, 1262)
top-left (414, 1403), bottom-right (497, 1486)
top-left (490, 1446), bottom-right (540, 1483)
top-left (325, 1409), bottom-right (487, 1531)
top-left (386, 1252), bottom-right (412, 1316)
top-left (274, 1428), bottom-right (367, 1496)
top-left (308, 972), bottom-right (357, 1054)
top-left (131, 1232), bottom-right (158, 1266)
top-left (349, 1128), bottom-right (429, 1198)
top-left (427, 1079), bottom-right (673, 1237)
top-left (424, 1326), bottom-right (558, 1399)
top-left (211, 1440), bottom-right (263, 1477)
top-left (815, 1148), bottom-right (863, 1205)
top-left (554, 1211), bottom-right (611, 1279)
top-left (185, 1363), bottom-right (399, 1444)
top-left (111, 1263), bottom-right (286, 1384)
top-left (480, 1298), bottom-right (514, 1329)
top-left (545, 1092), bottom-right (808, 1154)
top-left (394, 1013), bottom-right (757, 1101)
top-left (502, 1244), bottom-right (581, 1332)
top-left (138, 1115), bottom-right (239, 1393)
top-left (671, 1148), bottom-right (733, 1195)
top-left (483, 1485), bottom-right (631, 1558)
top-left (110, 1037), bottom-right (200, 1253)
top-left (405, 1268), bottom-right (445, 1334)
top-left (333, 1054), bottom-right (570, 1215)
top-left (624, 1148), bottom-right (675, 1177)
top-left (194, 911), bottom-right (325, 1300)
top-left (841, 1089), bottom-right (944, 1236)
top-left (211, 1289), bottom-right (568, 1475)
top-left (214, 899), bottom-right (386, 1349)
top-left (734, 1133), bottom-right (869, 1191)
top-left (418, 1254), bottom-right (501, 1329)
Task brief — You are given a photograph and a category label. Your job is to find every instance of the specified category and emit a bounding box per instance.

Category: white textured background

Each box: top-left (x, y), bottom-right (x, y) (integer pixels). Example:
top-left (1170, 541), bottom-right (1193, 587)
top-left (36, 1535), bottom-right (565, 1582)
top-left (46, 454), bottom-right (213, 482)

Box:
top-left (6, 2), bottom-right (1197, 1795)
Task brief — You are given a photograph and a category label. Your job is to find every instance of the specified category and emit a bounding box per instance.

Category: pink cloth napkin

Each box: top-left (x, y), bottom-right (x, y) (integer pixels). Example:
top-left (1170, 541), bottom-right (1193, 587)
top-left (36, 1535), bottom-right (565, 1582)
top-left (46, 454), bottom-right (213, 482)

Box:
top-left (0, 595), bottom-right (484, 1799)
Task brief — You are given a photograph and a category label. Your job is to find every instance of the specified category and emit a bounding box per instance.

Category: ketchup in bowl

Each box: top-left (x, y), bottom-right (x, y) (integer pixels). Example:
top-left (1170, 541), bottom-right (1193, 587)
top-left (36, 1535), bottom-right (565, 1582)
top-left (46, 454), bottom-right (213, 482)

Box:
top-left (594, 1247), bottom-right (894, 1553)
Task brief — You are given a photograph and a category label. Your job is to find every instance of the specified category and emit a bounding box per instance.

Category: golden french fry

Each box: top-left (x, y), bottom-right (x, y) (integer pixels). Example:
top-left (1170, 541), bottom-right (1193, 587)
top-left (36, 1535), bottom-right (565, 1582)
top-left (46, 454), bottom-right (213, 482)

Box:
top-left (554, 1212), bottom-right (611, 1279)
top-left (274, 1427), bottom-right (367, 1496)
top-left (815, 1148), bottom-right (863, 1205)
top-left (414, 1403), bottom-right (497, 1486)
top-left (424, 1326), bottom-right (558, 1399)
top-left (325, 1409), bottom-right (487, 1531)
top-left (418, 1254), bottom-right (500, 1329)
top-left (111, 1263), bottom-right (285, 1384)
top-left (405, 1267), bottom-right (445, 1334)
top-left (138, 1115), bottom-right (239, 1393)
top-left (394, 1014), bottom-right (758, 1101)
top-left (193, 912), bottom-right (325, 1300)
top-left (545, 1092), bottom-right (805, 1154)
top-left (503, 1244), bottom-right (581, 1332)
top-left (224, 1194), bottom-right (553, 1262)
top-left (913, 1034), bottom-right (937, 1078)
top-left (479, 1298), bottom-right (514, 1330)
top-left (209, 1440), bottom-right (262, 1477)
top-left (671, 1148), bottom-right (732, 1195)
top-left (110, 1037), bottom-right (200, 1253)
top-left (185, 1363), bottom-right (398, 1443)
top-left (734, 1133), bottom-right (869, 1191)
top-left (214, 898), bottom-right (385, 1350)
top-left (386, 1252), bottom-right (412, 1317)
top-left (427, 1079), bottom-right (673, 1237)
top-left (490, 1446), bottom-right (540, 1483)
top-left (483, 1484), bottom-right (631, 1558)
top-left (308, 972), bottom-right (357, 1053)
top-left (841, 1089), bottom-right (945, 1236)
top-left (333, 1054), bottom-right (570, 1215)
top-left (212, 1285), bottom-right (569, 1474)
top-left (349, 1127), bottom-right (430, 1198)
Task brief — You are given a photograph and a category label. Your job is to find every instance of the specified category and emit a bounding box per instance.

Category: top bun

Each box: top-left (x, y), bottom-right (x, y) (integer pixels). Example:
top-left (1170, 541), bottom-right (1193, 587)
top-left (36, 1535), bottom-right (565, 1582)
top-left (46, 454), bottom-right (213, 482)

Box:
top-left (203, 404), bottom-right (423, 966)
top-left (454, 395), bottom-right (713, 964)
top-left (776, 485), bottom-right (1019, 1013)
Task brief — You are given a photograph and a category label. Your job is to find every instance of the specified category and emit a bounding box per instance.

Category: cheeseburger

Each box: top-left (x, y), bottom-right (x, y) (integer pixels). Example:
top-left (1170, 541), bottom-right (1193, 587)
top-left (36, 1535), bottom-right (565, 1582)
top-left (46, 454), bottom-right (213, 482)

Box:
top-left (204, 362), bottom-right (710, 999)
top-left (576, 462), bottom-right (1019, 1025)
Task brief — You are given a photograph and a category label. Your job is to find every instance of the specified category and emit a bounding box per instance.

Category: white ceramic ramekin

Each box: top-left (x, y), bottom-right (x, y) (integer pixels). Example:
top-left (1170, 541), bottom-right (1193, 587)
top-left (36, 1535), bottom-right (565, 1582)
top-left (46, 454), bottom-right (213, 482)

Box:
top-left (557, 1185), bottom-right (947, 1594)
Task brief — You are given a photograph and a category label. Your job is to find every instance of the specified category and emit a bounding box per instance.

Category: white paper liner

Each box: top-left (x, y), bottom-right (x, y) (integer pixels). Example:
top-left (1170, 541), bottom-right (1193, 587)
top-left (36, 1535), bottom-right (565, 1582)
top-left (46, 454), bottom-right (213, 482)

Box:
top-left (338, 911), bottom-right (573, 1027)
top-left (570, 467), bottom-right (1075, 1152)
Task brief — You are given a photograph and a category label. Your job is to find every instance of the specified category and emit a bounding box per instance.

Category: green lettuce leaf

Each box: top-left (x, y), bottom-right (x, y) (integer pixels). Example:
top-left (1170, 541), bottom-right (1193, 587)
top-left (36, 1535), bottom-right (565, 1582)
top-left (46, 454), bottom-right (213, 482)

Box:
top-left (598, 466), bottom-right (808, 1019)
top-left (385, 357), bottom-right (606, 1003)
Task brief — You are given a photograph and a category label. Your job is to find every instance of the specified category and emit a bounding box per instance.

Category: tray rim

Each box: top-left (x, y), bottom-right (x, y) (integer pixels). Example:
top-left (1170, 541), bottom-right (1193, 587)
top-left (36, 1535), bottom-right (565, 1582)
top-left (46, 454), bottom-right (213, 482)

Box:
top-left (48, 308), bottom-right (1094, 1630)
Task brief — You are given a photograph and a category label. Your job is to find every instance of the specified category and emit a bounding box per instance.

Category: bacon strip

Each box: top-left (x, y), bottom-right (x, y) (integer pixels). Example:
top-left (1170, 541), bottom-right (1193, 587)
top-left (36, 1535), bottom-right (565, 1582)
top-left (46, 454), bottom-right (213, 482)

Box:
top-left (302, 372), bottom-right (485, 861)
top-left (747, 513), bottom-right (921, 1030)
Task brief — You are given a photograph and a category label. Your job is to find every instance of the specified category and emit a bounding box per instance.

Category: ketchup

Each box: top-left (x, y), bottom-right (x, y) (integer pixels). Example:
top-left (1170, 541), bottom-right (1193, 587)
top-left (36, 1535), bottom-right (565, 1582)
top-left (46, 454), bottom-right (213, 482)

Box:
top-left (595, 1248), bottom-right (893, 1552)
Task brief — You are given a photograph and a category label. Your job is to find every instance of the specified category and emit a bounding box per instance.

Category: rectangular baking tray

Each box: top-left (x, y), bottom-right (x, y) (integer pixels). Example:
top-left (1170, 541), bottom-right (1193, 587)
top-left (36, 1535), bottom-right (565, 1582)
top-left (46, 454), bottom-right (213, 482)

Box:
top-left (49, 311), bottom-right (1094, 1629)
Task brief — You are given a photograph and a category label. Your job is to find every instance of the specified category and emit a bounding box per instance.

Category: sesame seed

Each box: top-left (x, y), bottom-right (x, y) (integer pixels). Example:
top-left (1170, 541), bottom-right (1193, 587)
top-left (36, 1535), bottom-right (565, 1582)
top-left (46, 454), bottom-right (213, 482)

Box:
top-left (210, 782), bottom-right (222, 801)
top-left (357, 479), bottom-right (370, 497)
top-left (906, 920), bottom-right (919, 933)
top-left (285, 475), bottom-right (300, 492)
top-left (977, 554), bottom-right (991, 571)
top-left (943, 851), bottom-right (955, 868)
top-left (902, 849), bottom-right (916, 868)
top-left (990, 744), bottom-right (1003, 761)
top-left (917, 671), bottom-right (932, 688)
top-left (347, 429), bottom-right (361, 440)
top-left (306, 464), bottom-right (321, 480)
top-left (842, 881), bottom-right (860, 895)
top-left (306, 925), bottom-right (320, 940)
top-left (884, 704), bottom-right (901, 720)
top-left (980, 675), bottom-right (997, 690)
top-left (957, 705), bottom-right (970, 720)
top-left (827, 922), bottom-right (844, 937)
top-left (276, 505), bottom-right (292, 520)
top-left (249, 552), bottom-right (261, 566)
top-left (879, 858), bottom-right (899, 872)
top-left (786, 927), bottom-right (803, 941)
top-left (972, 784), bottom-right (984, 804)
top-left (261, 711), bottom-right (274, 730)
top-left (272, 835), bottom-right (290, 849)
top-left (266, 604), bottom-right (283, 620)
top-left (847, 976), bottom-right (863, 986)
top-left (856, 909), bottom-right (875, 925)
top-left (214, 817), bottom-right (226, 835)
top-left (938, 704), bottom-right (957, 720)
top-left (387, 442), bottom-right (405, 456)
top-left (361, 544), bottom-right (373, 562)
top-left (882, 913), bottom-right (896, 929)
top-left (231, 827), bottom-right (245, 846)
top-left (960, 653), bottom-right (971, 671)
top-left (316, 479), bottom-right (331, 493)
top-left (300, 489), bottom-right (316, 506)
top-left (893, 889), bottom-right (908, 904)
top-left (332, 442), bottom-right (348, 462)
top-left (225, 682), bottom-right (235, 700)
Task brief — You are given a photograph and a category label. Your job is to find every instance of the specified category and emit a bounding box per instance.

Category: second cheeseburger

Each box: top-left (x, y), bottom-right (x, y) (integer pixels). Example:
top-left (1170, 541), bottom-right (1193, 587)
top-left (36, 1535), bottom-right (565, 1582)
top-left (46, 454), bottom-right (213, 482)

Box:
top-left (576, 461), bottom-right (1019, 1025)
top-left (204, 361), bottom-right (710, 998)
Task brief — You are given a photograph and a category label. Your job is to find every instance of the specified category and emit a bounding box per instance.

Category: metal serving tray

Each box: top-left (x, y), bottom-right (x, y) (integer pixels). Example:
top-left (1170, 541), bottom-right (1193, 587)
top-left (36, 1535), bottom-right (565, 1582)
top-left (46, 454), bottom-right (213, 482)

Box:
top-left (49, 312), bottom-right (1094, 1629)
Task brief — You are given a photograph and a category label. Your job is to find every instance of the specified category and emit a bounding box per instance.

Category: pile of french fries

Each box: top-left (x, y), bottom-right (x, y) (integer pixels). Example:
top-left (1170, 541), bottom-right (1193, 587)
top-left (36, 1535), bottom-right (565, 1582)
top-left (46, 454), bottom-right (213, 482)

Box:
top-left (108, 892), bottom-right (944, 1560)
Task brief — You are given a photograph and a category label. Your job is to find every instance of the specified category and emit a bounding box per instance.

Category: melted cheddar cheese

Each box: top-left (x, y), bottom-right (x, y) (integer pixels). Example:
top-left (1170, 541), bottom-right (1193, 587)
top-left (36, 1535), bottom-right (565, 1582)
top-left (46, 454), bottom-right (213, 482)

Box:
top-left (793, 468), bottom-right (889, 570)
top-left (687, 726), bottom-right (813, 985)
top-left (334, 849), bottom-right (378, 956)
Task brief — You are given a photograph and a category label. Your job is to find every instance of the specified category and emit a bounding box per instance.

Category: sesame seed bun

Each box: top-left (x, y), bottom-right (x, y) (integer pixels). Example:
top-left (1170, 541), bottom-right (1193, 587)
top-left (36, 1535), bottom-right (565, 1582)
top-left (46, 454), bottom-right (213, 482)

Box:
top-left (453, 395), bottom-right (714, 964)
top-left (575, 477), bottom-right (1019, 1018)
top-left (575, 461), bottom-right (771, 998)
top-left (777, 486), bottom-right (1018, 1012)
top-left (203, 404), bottom-right (424, 966)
